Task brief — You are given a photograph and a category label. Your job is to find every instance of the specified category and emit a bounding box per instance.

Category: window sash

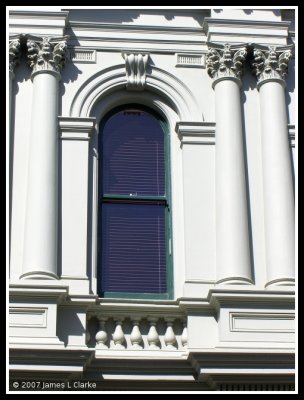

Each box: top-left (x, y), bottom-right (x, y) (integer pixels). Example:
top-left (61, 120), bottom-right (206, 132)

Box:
top-left (98, 106), bottom-right (173, 299)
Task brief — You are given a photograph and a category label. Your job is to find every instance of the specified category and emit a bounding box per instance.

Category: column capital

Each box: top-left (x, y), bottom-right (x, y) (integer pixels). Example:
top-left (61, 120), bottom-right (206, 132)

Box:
top-left (9, 36), bottom-right (21, 79)
top-left (206, 43), bottom-right (247, 88)
top-left (251, 44), bottom-right (293, 90)
top-left (26, 35), bottom-right (69, 79)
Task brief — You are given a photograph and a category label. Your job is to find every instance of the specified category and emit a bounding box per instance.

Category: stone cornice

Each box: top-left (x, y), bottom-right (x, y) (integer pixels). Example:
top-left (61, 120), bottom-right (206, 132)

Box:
top-left (206, 43), bottom-right (247, 88)
top-left (9, 10), bottom-right (69, 19)
top-left (251, 44), bottom-right (294, 89)
top-left (203, 17), bottom-right (291, 31)
top-left (9, 36), bottom-right (21, 78)
top-left (175, 122), bottom-right (216, 145)
top-left (58, 116), bottom-right (96, 140)
top-left (202, 17), bottom-right (291, 46)
top-left (26, 35), bottom-right (69, 78)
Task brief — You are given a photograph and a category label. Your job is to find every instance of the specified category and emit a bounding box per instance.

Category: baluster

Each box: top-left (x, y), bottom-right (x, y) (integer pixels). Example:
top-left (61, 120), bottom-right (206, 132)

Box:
top-left (164, 318), bottom-right (177, 349)
top-left (181, 319), bottom-right (188, 348)
top-left (95, 317), bottom-right (108, 349)
top-left (147, 317), bottom-right (160, 350)
top-left (113, 317), bottom-right (125, 349)
top-left (130, 317), bottom-right (143, 349)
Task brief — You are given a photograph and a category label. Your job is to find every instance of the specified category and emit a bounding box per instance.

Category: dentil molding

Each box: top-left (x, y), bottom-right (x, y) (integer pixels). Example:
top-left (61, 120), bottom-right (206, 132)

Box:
top-left (122, 52), bottom-right (149, 91)
top-left (206, 43), bottom-right (247, 88)
top-left (251, 44), bottom-right (293, 89)
top-left (26, 35), bottom-right (69, 77)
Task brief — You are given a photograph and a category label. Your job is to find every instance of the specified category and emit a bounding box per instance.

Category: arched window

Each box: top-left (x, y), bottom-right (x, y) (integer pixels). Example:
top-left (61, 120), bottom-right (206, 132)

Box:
top-left (97, 105), bottom-right (173, 299)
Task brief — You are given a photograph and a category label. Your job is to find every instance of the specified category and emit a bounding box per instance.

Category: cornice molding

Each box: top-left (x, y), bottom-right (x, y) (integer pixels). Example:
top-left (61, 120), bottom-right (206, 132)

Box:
top-left (58, 116), bottom-right (96, 140)
top-left (206, 43), bottom-right (247, 88)
top-left (202, 17), bottom-right (291, 46)
top-left (203, 17), bottom-right (291, 32)
top-left (175, 122), bottom-right (216, 145)
top-left (251, 44), bottom-right (294, 89)
top-left (9, 284), bottom-right (69, 303)
top-left (68, 20), bottom-right (205, 35)
top-left (9, 10), bottom-right (69, 19)
top-left (9, 36), bottom-right (21, 78)
top-left (208, 288), bottom-right (295, 311)
top-left (122, 52), bottom-right (149, 91)
top-left (26, 35), bottom-right (69, 78)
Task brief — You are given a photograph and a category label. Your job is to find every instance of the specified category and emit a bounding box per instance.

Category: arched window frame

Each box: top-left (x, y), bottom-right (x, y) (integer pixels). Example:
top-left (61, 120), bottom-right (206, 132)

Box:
top-left (97, 104), bottom-right (173, 300)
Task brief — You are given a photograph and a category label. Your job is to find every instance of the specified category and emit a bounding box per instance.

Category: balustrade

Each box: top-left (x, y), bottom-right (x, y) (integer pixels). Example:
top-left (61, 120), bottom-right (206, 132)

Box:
top-left (91, 314), bottom-right (187, 351)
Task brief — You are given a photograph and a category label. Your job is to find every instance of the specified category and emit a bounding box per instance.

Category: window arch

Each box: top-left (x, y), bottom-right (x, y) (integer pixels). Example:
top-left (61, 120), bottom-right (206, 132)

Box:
top-left (97, 105), bottom-right (173, 299)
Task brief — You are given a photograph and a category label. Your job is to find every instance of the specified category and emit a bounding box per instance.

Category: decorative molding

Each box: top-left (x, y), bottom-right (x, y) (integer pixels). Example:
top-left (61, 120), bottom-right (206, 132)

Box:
top-left (176, 53), bottom-right (205, 68)
top-left (229, 312), bottom-right (295, 333)
top-left (217, 383), bottom-right (295, 391)
top-left (68, 20), bottom-right (207, 34)
top-left (202, 17), bottom-right (291, 46)
top-left (176, 122), bottom-right (216, 145)
top-left (9, 307), bottom-right (47, 328)
top-left (251, 44), bottom-right (294, 89)
top-left (69, 64), bottom-right (201, 121)
top-left (67, 48), bottom-right (96, 64)
top-left (9, 10), bottom-right (69, 37)
top-left (206, 43), bottom-right (247, 87)
top-left (58, 116), bottom-right (96, 140)
top-left (9, 37), bottom-right (21, 77)
top-left (26, 35), bottom-right (69, 77)
top-left (122, 52), bottom-right (149, 91)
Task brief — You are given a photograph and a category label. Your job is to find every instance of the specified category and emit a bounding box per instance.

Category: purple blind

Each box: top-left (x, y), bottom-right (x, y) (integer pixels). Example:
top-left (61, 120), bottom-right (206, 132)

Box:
top-left (102, 111), bottom-right (165, 197)
top-left (101, 202), bottom-right (167, 293)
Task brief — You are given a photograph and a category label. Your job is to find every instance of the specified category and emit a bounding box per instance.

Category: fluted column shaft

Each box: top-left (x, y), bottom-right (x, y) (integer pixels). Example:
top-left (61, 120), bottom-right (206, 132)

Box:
top-left (252, 45), bottom-right (295, 287)
top-left (207, 44), bottom-right (252, 284)
top-left (22, 36), bottom-right (68, 279)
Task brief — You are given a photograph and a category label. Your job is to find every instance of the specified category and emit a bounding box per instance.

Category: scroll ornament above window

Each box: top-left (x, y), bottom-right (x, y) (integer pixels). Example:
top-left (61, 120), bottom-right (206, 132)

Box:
top-left (251, 45), bottom-right (293, 88)
top-left (206, 43), bottom-right (247, 87)
top-left (26, 35), bottom-right (69, 76)
top-left (122, 52), bottom-right (149, 91)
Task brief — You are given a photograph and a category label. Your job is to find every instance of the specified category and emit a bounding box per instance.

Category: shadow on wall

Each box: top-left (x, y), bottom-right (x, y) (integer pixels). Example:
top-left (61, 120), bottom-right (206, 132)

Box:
top-left (57, 308), bottom-right (86, 347)
top-left (58, 55), bottom-right (83, 112)
top-left (285, 58), bottom-right (295, 111)
top-left (213, 9), bottom-right (281, 17)
top-left (65, 9), bottom-right (208, 27)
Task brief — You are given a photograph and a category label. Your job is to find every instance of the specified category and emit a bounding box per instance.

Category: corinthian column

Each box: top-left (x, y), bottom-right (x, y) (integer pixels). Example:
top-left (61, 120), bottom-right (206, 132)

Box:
top-left (206, 43), bottom-right (252, 285)
top-left (21, 36), bottom-right (68, 279)
top-left (252, 45), bottom-right (295, 287)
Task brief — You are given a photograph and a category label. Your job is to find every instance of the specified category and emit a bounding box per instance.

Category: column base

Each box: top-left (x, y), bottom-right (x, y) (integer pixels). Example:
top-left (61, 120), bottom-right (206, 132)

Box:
top-left (20, 271), bottom-right (59, 280)
top-left (216, 277), bottom-right (253, 285)
top-left (265, 278), bottom-right (295, 288)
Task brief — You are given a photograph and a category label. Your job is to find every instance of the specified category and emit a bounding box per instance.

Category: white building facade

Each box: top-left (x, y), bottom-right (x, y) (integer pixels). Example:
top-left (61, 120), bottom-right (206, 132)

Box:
top-left (8, 8), bottom-right (296, 391)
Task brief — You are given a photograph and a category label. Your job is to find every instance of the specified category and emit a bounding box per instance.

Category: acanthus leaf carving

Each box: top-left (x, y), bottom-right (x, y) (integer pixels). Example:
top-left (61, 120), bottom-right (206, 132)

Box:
top-left (251, 45), bottom-right (293, 87)
top-left (9, 38), bottom-right (21, 76)
top-left (26, 36), bottom-right (68, 76)
top-left (206, 43), bottom-right (247, 84)
top-left (122, 52), bottom-right (149, 91)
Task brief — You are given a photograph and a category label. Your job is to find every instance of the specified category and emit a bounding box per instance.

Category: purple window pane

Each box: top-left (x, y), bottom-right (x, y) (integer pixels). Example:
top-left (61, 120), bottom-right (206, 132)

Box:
top-left (102, 111), bottom-right (165, 196)
top-left (101, 202), bottom-right (167, 293)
